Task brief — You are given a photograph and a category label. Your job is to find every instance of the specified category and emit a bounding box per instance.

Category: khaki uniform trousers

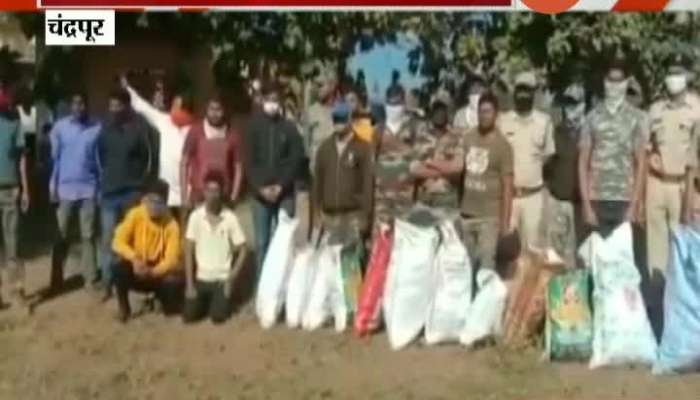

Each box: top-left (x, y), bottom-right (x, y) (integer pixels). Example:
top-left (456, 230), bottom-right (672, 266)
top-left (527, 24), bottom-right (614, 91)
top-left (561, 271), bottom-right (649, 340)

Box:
top-left (646, 174), bottom-right (684, 276)
top-left (510, 189), bottom-right (546, 250)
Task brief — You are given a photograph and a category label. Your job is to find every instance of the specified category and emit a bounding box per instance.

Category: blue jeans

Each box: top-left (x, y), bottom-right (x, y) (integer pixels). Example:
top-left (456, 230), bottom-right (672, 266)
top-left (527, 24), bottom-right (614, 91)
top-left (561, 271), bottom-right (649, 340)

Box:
top-left (100, 190), bottom-right (140, 288)
top-left (252, 194), bottom-right (295, 282)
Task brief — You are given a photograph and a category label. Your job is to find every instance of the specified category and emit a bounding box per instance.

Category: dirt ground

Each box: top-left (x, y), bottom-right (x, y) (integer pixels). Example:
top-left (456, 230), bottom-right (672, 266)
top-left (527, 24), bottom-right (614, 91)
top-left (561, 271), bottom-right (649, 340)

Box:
top-left (1, 201), bottom-right (698, 400)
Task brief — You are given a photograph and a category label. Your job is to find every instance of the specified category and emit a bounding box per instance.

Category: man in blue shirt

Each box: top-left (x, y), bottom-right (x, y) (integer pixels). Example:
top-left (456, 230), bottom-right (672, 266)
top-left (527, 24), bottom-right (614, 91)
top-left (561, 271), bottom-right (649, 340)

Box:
top-left (49, 92), bottom-right (101, 294)
top-left (0, 91), bottom-right (29, 308)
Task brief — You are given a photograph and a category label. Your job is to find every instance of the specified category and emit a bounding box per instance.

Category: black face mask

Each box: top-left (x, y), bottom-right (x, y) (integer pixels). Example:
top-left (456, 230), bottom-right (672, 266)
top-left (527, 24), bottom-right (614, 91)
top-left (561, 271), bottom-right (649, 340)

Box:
top-left (514, 95), bottom-right (534, 113)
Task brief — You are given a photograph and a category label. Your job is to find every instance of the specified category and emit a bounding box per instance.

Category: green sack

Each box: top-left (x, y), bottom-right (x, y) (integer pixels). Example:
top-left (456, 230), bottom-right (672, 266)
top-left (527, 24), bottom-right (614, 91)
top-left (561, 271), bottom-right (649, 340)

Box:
top-left (545, 269), bottom-right (593, 361)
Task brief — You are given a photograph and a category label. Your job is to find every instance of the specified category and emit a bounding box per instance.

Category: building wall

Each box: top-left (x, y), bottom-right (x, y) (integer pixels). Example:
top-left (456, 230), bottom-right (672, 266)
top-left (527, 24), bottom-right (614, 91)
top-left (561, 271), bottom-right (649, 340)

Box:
top-left (77, 34), bottom-right (214, 116)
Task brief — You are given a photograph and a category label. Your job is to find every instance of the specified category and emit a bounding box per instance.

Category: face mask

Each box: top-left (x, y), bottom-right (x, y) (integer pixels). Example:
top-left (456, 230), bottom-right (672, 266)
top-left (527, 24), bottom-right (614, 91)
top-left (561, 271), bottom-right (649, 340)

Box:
top-left (170, 106), bottom-right (194, 128)
top-left (514, 94), bottom-right (535, 113)
top-left (604, 79), bottom-right (629, 103)
top-left (262, 101), bottom-right (280, 116)
top-left (563, 103), bottom-right (585, 129)
top-left (665, 74), bottom-right (687, 95)
top-left (384, 104), bottom-right (405, 124)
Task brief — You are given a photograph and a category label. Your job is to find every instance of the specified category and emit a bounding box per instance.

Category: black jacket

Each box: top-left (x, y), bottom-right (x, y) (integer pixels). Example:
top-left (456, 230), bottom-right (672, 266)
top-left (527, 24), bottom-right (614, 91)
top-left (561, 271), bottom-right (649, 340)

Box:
top-left (244, 112), bottom-right (304, 200)
top-left (98, 112), bottom-right (153, 195)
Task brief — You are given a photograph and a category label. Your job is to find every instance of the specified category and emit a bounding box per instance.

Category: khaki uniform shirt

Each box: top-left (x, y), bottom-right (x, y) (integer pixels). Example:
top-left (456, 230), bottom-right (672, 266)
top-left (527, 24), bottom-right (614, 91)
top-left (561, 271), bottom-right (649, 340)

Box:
top-left (498, 110), bottom-right (555, 188)
top-left (648, 93), bottom-right (700, 176)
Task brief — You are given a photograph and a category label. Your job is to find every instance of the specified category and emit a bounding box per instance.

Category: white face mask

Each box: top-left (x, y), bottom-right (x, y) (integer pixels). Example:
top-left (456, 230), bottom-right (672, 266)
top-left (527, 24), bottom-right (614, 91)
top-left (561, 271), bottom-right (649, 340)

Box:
top-left (564, 103), bottom-right (585, 128)
top-left (665, 74), bottom-right (688, 95)
top-left (604, 79), bottom-right (629, 106)
top-left (262, 101), bottom-right (280, 116)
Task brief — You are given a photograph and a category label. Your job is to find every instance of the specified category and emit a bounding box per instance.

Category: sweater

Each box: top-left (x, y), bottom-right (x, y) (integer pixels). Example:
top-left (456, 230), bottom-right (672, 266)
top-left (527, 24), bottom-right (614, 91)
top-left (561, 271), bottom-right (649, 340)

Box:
top-left (112, 204), bottom-right (181, 277)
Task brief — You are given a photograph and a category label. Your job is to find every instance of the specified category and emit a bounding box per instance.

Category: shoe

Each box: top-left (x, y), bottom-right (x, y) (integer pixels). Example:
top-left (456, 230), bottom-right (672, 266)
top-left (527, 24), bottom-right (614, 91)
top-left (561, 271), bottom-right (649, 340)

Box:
top-left (100, 286), bottom-right (113, 303)
top-left (10, 287), bottom-right (27, 307)
top-left (116, 307), bottom-right (130, 323)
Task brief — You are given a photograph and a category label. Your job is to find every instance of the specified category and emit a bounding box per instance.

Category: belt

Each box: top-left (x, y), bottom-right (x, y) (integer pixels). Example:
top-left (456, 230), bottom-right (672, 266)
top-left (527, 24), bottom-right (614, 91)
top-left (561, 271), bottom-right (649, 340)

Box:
top-left (323, 207), bottom-right (360, 216)
top-left (650, 169), bottom-right (685, 183)
top-left (514, 185), bottom-right (544, 198)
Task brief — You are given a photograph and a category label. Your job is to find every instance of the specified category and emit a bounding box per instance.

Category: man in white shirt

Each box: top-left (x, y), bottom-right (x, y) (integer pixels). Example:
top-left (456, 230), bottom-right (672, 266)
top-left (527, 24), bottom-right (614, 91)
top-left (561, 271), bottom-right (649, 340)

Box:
top-left (120, 75), bottom-right (193, 217)
top-left (183, 170), bottom-right (247, 324)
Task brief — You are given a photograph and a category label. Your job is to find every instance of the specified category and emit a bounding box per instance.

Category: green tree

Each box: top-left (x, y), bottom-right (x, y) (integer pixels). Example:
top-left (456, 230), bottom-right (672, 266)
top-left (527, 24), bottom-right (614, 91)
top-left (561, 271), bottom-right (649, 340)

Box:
top-left (25, 12), bottom-right (700, 106)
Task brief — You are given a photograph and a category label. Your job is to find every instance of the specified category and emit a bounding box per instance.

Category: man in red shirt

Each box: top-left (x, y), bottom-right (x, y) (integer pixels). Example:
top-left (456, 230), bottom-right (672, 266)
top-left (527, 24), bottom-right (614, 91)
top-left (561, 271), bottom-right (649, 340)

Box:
top-left (180, 95), bottom-right (243, 210)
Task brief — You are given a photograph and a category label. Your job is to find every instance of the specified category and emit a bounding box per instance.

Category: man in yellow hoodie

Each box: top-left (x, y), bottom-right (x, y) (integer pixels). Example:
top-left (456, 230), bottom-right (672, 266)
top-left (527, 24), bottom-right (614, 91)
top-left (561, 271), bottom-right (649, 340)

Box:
top-left (112, 179), bottom-right (182, 322)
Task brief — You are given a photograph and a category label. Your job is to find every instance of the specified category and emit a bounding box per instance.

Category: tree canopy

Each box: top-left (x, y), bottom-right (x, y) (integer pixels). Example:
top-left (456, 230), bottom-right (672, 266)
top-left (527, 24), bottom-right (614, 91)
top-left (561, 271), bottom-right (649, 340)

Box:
top-left (18, 12), bottom-right (700, 106)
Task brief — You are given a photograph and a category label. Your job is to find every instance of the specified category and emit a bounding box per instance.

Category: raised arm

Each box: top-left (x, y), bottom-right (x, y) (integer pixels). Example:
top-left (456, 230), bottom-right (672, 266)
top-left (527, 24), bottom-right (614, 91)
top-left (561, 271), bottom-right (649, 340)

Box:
top-left (122, 77), bottom-right (164, 128)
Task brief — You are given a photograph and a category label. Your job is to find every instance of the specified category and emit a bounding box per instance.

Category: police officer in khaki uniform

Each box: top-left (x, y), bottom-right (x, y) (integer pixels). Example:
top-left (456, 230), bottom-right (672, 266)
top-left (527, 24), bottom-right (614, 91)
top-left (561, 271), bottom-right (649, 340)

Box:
top-left (498, 71), bottom-right (555, 249)
top-left (647, 55), bottom-right (700, 278)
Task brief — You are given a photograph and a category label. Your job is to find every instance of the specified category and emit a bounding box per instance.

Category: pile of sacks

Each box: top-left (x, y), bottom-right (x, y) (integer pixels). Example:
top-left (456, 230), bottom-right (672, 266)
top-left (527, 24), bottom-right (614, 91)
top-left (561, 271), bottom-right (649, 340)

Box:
top-left (255, 212), bottom-right (365, 333)
top-left (255, 212), bottom-right (700, 375)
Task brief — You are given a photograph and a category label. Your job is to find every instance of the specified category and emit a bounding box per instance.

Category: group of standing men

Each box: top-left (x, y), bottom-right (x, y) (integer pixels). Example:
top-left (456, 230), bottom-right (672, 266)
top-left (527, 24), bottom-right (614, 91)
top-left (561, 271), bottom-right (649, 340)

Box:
top-left (0, 52), bottom-right (697, 326)
top-left (307, 52), bottom-right (700, 330)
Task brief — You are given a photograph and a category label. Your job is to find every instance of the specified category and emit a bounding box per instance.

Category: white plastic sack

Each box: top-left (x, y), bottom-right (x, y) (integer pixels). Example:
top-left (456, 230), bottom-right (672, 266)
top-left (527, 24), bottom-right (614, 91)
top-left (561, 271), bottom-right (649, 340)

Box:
top-left (383, 219), bottom-right (440, 350)
top-left (256, 211), bottom-right (299, 329)
top-left (425, 221), bottom-right (473, 345)
top-left (459, 269), bottom-right (507, 347)
top-left (285, 246), bottom-right (319, 329)
top-left (302, 245), bottom-right (343, 331)
top-left (578, 223), bottom-right (657, 369)
top-left (654, 226), bottom-right (700, 374)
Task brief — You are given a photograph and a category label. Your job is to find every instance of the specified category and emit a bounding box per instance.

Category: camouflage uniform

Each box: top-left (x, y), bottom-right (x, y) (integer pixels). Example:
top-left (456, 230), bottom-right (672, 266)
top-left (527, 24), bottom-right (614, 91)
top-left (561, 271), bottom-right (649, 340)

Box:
top-left (581, 100), bottom-right (648, 235)
top-left (412, 124), bottom-right (464, 219)
top-left (373, 119), bottom-right (423, 232)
